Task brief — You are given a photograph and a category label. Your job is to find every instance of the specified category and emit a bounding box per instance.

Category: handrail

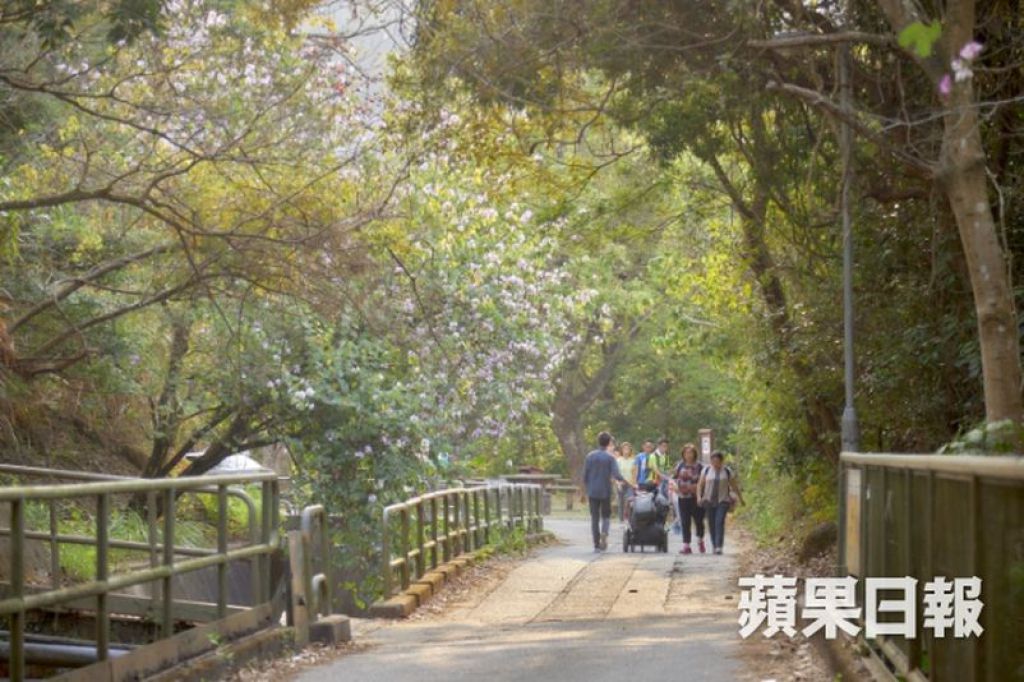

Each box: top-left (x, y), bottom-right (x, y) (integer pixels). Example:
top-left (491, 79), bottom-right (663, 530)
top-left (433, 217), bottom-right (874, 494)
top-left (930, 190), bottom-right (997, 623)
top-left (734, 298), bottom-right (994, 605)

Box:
top-left (0, 471), bottom-right (280, 682)
top-left (0, 464), bottom-right (262, 595)
top-left (299, 504), bottom-right (331, 618)
top-left (380, 482), bottom-right (543, 600)
top-left (839, 451), bottom-right (1024, 681)
top-left (839, 452), bottom-right (1024, 479)
top-left (0, 464), bottom-right (263, 602)
top-left (0, 471), bottom-right (276, 500)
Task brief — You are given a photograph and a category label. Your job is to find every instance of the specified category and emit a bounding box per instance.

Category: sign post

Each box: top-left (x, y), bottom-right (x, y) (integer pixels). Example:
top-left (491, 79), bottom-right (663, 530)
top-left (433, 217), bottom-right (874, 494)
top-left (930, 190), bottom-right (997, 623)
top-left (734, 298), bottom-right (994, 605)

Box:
top-left (698, 429), bottom-right (714, 466)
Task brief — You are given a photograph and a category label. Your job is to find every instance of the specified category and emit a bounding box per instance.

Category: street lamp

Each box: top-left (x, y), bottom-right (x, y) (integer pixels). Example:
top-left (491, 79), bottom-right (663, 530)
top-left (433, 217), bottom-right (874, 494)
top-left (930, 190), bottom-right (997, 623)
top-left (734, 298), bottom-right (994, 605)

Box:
top-left (839, 44), bottom-right (860, 454)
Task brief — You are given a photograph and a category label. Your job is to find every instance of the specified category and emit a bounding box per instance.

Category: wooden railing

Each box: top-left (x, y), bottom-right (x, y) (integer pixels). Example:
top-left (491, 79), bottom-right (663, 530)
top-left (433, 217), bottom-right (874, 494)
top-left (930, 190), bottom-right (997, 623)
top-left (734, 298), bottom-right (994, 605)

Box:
top-left (839, 453), bottom-right (1024, 681)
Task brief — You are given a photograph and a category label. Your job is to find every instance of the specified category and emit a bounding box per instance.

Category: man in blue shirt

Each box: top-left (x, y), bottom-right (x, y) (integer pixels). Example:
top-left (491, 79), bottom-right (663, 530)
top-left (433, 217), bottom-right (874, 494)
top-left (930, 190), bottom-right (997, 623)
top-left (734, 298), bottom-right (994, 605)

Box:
top-left (583, 432), bottom-right (633, 551)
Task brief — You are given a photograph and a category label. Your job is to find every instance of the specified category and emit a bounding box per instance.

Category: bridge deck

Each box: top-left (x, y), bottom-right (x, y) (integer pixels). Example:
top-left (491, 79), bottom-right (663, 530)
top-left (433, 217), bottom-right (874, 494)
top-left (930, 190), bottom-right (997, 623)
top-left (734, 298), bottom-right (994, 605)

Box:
top-left (297, 517), bottom-right (744, 681)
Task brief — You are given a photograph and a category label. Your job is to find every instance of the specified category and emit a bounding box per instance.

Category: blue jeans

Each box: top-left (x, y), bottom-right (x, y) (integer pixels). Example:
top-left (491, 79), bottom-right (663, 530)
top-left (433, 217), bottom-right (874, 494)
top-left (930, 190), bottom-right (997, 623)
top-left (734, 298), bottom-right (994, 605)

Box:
top-left (706, 502), bottom-right (730, 549)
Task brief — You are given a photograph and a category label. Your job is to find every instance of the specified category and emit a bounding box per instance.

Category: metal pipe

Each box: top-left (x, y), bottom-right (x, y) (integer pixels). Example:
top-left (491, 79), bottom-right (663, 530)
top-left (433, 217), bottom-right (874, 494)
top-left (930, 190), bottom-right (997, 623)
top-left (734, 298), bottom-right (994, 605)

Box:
top-left (0, 529), bottom-right (220, 557)
top-left (217, 484), bottom-right (228, 621)
top-left (0, 471), bottom-right (277, 501)
top-left (10, 498), bottom-right (25, 681)
top-left (0, 640), bottom-right (131, 666)
top-left (300, 505), bottom-right (330, 617)
top-left (48, 499), bottom-right (59, 591)
top-left (161, 487), bottom-right (175, 639)
top-left (95, 492), bottom-right (109, 661)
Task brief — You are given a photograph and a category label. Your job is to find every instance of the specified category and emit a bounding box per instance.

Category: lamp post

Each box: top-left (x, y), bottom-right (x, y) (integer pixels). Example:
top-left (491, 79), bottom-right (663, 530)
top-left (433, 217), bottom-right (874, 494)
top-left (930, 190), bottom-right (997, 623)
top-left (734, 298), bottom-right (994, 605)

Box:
top-left (839, 43), bottom-right (860, 454)
top-left (836, 43), bottom-right (859, 580)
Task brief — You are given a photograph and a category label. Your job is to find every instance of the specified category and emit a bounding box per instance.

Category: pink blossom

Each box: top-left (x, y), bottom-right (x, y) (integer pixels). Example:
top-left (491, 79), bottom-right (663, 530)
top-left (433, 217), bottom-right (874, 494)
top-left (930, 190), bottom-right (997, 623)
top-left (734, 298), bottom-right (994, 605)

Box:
top-left (959, 41), bottom-right (984, 61)
top-left (938, 74), bottom-right (953, 96)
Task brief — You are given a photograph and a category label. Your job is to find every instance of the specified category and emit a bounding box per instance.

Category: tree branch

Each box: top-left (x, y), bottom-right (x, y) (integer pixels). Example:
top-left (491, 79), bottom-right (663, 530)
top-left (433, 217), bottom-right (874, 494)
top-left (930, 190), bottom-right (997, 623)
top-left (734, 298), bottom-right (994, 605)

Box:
top-left (749, 31), bottom-right (895, 50)
top-left (10, 243), bottom-right (180, 332)
top-left (765, 79), bottom-right (935, 176)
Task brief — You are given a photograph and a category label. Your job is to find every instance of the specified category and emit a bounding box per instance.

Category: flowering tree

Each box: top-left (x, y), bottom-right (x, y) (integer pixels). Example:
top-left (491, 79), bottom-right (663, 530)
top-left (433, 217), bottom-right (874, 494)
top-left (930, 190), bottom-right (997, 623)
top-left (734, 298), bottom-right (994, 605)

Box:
top-left (1, 0), bottom-right (381, 378)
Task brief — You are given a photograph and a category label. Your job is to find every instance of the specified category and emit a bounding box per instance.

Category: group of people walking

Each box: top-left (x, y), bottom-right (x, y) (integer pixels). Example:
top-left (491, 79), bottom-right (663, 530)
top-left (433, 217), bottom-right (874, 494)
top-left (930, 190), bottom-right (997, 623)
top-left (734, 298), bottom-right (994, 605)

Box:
top-left (582, 432), bottom-right (745, 554)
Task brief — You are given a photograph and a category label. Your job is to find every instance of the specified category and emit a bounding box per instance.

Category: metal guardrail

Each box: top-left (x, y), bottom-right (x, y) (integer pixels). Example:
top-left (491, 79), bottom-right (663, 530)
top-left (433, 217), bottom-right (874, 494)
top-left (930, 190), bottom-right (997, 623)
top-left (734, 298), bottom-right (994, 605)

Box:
top-left (0, 470), bottom-right (280, 681)
top-left (299, 504), bottom-right (331, 619)
top-left (839, 453), bottom-right (1024, 681)
top-left (0, 464), bottom-right (262, 600)
top-left (380, 483), bottom-right (542, 599)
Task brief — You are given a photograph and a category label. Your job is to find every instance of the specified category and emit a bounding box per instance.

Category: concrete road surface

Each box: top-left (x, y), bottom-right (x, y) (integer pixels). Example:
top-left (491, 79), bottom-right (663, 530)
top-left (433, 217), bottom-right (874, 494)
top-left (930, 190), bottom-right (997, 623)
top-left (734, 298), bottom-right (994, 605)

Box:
top-left (296, 517), bottom-right (744, 682)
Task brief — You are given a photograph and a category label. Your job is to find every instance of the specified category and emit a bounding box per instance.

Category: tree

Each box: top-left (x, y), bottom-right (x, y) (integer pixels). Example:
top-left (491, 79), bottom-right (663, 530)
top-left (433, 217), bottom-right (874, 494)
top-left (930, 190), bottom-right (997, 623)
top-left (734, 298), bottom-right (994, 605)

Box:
top-left (406, 0), bottom-right (1024, 451)
top-left (757, 0), bottom-right (1024, 434)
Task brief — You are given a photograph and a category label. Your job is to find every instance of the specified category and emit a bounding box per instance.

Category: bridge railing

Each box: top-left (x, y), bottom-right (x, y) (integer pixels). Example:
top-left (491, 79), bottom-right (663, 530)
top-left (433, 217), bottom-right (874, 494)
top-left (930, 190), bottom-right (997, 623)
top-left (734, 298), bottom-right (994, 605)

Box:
top-left (0, 464), bottom-right (263, 600)
top-left (380, 483), bottom-right (542, 599)
top-left (299, 504), bottom-right (331, 619)
top-left (0, 470), bottom-right (280, 681)
top-left (839, 453), bottom-right (1024, 681)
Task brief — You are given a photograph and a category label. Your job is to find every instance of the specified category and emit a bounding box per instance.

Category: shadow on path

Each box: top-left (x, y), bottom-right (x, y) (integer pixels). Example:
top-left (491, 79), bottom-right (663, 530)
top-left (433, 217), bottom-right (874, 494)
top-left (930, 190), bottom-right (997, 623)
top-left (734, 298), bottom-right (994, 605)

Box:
top-left (296, 517), bottom-right (744, 682)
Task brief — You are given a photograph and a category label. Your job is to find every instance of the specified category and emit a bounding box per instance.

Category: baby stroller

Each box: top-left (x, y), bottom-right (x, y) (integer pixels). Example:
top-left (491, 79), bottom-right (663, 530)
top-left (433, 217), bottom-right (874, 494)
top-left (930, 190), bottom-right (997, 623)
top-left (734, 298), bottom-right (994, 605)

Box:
top-left (623, 483), bottom-right (670, 553)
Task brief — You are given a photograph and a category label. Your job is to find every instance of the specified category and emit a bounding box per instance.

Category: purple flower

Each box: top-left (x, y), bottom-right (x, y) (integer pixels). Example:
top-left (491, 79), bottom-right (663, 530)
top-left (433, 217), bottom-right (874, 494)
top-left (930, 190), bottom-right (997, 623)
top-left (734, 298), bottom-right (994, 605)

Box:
top-left (959, 41), bottom-right (983, 61)
top-left (938, 74), bottom-right (953, 96)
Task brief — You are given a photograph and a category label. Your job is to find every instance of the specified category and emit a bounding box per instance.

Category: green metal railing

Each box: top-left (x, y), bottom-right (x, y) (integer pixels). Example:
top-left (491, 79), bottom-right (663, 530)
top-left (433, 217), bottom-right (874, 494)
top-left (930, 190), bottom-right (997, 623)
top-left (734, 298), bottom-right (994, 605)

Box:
top-left (0, 464), bottom-right (262, 600)
top-left (380, 483), bottom-right (542, 599)
top-left (0, 471), bottom-right (280, 681)
top-left (299, 504), bottom-right (331, 618)
top-left (839, 453), bottom-right (1024, 682)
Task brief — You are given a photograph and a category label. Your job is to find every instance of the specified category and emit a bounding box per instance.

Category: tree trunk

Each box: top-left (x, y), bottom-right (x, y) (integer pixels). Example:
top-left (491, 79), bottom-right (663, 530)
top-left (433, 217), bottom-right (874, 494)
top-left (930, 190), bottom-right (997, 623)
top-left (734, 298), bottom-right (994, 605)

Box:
top-left (940, 81), bottom-right (1023, 427)
top-left (551, 402), bottom-right (587, 484)
top-left (873, 0), bottom-right (1024, 431)
top-left (143, 313), bottom-right (192, 478)
top-left (549, 319), bottom-right (645, 481)
top-left (705, 152), bottom-right (841, 462)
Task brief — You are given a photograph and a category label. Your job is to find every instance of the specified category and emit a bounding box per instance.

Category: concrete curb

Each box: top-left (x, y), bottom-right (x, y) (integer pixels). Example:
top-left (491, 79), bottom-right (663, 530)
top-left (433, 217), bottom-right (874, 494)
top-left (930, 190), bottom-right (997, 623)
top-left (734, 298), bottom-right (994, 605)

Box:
top-left (368, 531), bottom-right (554, 619)
top-left (368, 551), bottom-right (478, 618)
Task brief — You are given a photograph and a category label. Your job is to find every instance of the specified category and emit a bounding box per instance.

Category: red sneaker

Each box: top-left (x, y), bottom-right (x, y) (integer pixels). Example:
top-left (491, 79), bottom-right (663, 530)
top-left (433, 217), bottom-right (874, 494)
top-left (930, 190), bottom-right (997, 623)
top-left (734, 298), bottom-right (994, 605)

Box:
top-left (698, 539), bottom-right (706, 554)
top-left (679, 544), bottom-right (692, 555)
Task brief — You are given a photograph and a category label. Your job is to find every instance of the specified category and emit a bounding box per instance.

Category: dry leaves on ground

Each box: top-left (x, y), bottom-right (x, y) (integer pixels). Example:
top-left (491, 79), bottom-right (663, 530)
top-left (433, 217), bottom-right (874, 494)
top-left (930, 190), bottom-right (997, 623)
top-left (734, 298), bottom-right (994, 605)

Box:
top-left (733, 525), bottom-right (839, 682)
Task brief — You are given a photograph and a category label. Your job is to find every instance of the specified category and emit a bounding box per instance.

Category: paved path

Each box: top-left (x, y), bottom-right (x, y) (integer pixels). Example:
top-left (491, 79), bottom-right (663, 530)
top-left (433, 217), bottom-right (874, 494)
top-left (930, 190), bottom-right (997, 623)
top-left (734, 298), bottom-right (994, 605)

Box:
top-left (296, 517), bottom-right (744, 682)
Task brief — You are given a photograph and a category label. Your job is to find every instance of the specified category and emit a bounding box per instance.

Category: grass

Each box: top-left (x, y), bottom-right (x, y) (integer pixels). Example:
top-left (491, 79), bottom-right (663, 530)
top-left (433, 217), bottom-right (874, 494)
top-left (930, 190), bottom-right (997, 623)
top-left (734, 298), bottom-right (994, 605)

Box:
top-left (22, 487), bottom-right (260, 582)
top-left (738, 462), bottom-right (837, 548)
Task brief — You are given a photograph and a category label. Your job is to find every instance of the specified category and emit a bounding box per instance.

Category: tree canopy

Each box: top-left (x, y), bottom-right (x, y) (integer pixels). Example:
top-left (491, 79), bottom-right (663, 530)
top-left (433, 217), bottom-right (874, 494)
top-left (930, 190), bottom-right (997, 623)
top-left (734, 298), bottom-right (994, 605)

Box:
top-left (2, 0), bottom-right (1022, 602)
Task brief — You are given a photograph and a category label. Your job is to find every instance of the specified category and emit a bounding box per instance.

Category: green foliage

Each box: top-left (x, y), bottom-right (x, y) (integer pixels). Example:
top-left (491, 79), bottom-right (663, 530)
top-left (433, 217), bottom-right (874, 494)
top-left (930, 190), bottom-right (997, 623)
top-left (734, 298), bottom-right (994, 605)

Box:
top-left (23, 500), bottom-right (214, 581)
top-left (191, 485), bottom-right (263, 540)
top-left (897, 22), bottom-right (943, 58)
top-left (3, 0), bottom-right (1021, 597)
top-left (939, 420), bottom-right (1024, 455)
top-left (486, 525), bottom-right (529, 557)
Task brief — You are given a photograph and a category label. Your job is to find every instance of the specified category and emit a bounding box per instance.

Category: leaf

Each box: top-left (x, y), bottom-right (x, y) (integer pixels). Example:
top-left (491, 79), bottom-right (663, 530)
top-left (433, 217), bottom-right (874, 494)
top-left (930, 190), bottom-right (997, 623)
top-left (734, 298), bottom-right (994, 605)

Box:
top-left (897, 21), bottom-right (943, 58)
